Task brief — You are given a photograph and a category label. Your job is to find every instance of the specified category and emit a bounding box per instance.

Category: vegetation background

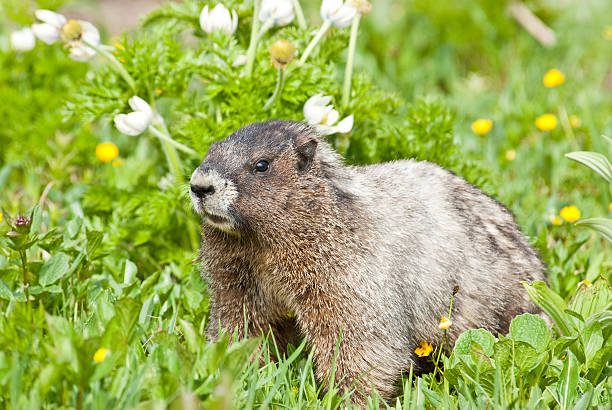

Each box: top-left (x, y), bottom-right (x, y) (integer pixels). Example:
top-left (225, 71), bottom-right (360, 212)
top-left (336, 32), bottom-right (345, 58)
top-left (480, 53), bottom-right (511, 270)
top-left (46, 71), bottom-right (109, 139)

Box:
top-left (0, 0), bottom-right (611, 408)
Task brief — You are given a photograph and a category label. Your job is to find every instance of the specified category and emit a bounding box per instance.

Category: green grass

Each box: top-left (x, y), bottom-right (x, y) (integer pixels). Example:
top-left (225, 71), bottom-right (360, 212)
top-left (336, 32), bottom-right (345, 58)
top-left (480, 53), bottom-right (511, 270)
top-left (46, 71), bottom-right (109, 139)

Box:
top-left (1, 0), bottom-right (611, 408)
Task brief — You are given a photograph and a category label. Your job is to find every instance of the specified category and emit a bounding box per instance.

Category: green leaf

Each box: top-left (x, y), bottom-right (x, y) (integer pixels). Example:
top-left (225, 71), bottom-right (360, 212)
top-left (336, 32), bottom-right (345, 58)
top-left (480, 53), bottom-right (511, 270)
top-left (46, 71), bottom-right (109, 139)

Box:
top-left (0, 279), bottom-right (12, 300)
top-left (557, 351), bottom-right (579, 410)
top-left (565, 151), bottom-right (612, 183)
top-left (522, 281), bottom-right (574, 336)
top-left (453, 329), bottom-right (495, 364)
top-left (585, 336), bottom-right (612, 384)
top-left (582, 321), bottom-right (603, 364)
top-left (38, 252), bottom-right (70, 287)
top-left (575, 218), bottom-right (612, 244)
top-left (509, 313), bottom-right (552, 353)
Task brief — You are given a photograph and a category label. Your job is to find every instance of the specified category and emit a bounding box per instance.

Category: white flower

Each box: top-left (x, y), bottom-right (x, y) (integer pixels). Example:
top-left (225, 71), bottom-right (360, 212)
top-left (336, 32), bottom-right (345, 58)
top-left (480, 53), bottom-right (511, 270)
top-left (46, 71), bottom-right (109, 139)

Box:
top-left (260, 0), bottom-right (295, 26)
top-left (31, 9), bottom-right (66, 44)
top-left (66, 21), bottom-right (100, 62)
top-left (32, 9), bottom-right (100, 61)
top-left (114, 96), bottom-right (154, 136)
top-left (320, 0), bottom-right (357, 28)
top-left (10, 27), bottom-right (36, 52)
top-left (303, 94), bottom-right (354, 135)
top-left (200, 4), bottom-right (238, 35)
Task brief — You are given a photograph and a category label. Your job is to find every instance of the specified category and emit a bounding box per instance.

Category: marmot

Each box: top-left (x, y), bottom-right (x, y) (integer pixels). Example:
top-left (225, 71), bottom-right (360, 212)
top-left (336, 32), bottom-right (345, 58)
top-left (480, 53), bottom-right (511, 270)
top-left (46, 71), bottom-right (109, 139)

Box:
top-left (190, 120), bottom-right (546, 404)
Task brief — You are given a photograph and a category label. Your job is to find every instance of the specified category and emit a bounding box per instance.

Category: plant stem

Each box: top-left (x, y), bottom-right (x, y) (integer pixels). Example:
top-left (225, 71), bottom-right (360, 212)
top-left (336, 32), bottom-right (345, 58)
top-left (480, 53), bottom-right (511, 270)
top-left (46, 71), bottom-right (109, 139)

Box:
top-left (342, 13), bottom-right (361, 109)
top-left (19, 249), bottom-right (29, 303)
top-left (291, 0), bottom-right (307, 30)
top-left (147, 124), bottom-right (199, 157)
top-left (83, 40), bottom-right (136, 91)
top-left (298, 20), bottom-right (332, 65)
top-left (245, 0), bottom-right (261, 77)
top-left (263, 68), bottom-right (285, 110)
top-left (257, 19), bottom-right (274, 42)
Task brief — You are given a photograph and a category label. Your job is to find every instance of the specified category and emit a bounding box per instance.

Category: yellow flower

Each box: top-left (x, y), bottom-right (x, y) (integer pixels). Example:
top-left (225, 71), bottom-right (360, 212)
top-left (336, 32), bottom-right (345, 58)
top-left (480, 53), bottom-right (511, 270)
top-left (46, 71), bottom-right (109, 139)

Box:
top-left (543, 69), bottom-right (565, 88)
top-left (550, 216), bottom-right (563, 226)
top-left (114, 42), bottom-right (125, 50)
top-left (155, 89), bottom-right (163, 95)
top-left (439, 316), bottom-right (453, 330)
top-left (604, 26), bottom-right (612, 40)
top-left (414, 341), bottom-right (433, 357)
top-left (112, 158), bottom-right (123, 167)
top-left (609, 202), bottom-right (612, 211)
top-left (96, 142), bottom-right (119, 163)
top-left (535, 114), bottom-right (557, 131)
top-left (93, 348), bottom-right (109, 362)
top-left (578, 279), bottom-right (592, 288)
top-left (569, 115), bottom-right (581, 128)
top-left (471, 119), bottom-right (492, 135)
top-left (0, 213), bottom-right (3, 224)
top-left (505, 149), bottom-right (516, 161)
top-left (560, 205), bottom-right (580, 222)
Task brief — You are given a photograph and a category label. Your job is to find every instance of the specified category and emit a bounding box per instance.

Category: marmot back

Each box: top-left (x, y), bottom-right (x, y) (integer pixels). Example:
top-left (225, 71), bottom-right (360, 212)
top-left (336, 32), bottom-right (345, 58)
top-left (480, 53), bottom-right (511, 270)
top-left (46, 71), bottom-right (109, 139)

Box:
top-left (190, 119), bottom-right (546, 405)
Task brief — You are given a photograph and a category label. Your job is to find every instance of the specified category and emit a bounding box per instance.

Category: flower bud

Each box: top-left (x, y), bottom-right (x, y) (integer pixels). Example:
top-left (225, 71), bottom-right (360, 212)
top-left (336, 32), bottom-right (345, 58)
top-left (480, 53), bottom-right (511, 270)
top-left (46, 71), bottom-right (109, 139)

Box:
top-left (260, 0), bottom-right (295, 26)
top-left (10, 28), bottom-right (36, 52)
top-left (320, 0), bottom-right (357, 28)
top-left (269, 39), bottom-right (295, 69)
top-left (200, 4), bottom-right (238, 35)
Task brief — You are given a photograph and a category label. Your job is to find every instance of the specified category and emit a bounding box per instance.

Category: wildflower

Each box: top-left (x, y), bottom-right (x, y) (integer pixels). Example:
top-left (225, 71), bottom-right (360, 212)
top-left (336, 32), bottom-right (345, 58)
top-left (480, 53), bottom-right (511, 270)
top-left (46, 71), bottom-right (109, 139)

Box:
top-left (303, 94), bottom-right (354, 135)
top-left (505, 149), bottom-right (516, 161)
top-left (10, 27), bottom-right (36, 52)
top-left (535, 114), bottom-right (557, 131)
top-left (269, 39), bottom-right (295, 69)
top-left (93, 348), bottom-right (109, 362)
top-left (578, 279), bottom-right (592, 288)
top-left (260, 0), bottom-right (295, 26)
top-left (114, 96), bottom-right (154, 136)
top-left (155, 89), bottom-right (163, 95)
top-left (471, 119), bottom-right (492, 135)
top-left (604, 26), bottom-right (612, 40)
top-left (569, 115), bottom-right (581, 128)
top-left (32, 10), bottom-right (100, 61)
top-left (112, 158), bottom-right (123, 167)
top-left (0, 213), bottom-right (2, 224)
top-left (200, 4), bottom-right (238, 35)
top-left (550, 216), bottom-right (563, 226)
top-left (320, 0), bottom-right (357, 29)
top-left (114, 43), bottom-right (125, 50)
top-left (609, 202), bottom-right (612, 211)
top-left (560, 205), bottom-right (580, 222)
top-left (96, 143), bottom-right (119, 163)
top-left (543, 69), bottom-right (565, 88)
top-left (439, 316), bottom-right (452, 330)
top-left (414, 341), bottom-right (433, 357)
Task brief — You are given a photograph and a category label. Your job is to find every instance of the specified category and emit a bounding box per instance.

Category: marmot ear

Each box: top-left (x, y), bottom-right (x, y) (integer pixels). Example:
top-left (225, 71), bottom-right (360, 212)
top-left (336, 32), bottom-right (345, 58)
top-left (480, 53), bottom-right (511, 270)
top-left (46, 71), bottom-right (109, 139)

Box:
top-left (295, 137), bottom-right (318, 173)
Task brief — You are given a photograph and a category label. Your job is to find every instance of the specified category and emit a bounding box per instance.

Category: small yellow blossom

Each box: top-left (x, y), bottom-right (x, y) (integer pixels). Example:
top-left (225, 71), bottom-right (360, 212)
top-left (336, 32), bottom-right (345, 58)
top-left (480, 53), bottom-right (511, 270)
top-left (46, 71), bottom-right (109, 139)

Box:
top-left (439, 316), bottom-right (453, 330)
top-left (415, 341), bottom-right (433, 357)
top-left (93, 348), bottom-right (109, 362)
top-left (155, 89), bottom-right (163, 95)
top-left (471, 119), bottom-right (492, 135)
top-left (120, 58), bottom-right (126, 63)
top-left (543, 69), bottom-right (565, 88)
top-left (96, 142), bottom-right (119, 163)
top-left (604, 26), bottom-right (612, 40)
top-left (535, 114), bottom-right (557, 131)
top-left (609, 202), bottom-right (612, 211)
top-left (550, 216), bottom-right (563, 226)
top-left (578, 279), bottom-right (592, 288)
top-left (0, 213), bottom-right (3, 224)
top-left (560, 205), bottom-right (580, 222)
top-left (505, 149), bottom-right (516, 161)
top-left (112, 158), bottom-right (123, 167)
top-left (569, 115), bottom-right (581, 128)
top-left (114, 43), bottom-right (125, 50)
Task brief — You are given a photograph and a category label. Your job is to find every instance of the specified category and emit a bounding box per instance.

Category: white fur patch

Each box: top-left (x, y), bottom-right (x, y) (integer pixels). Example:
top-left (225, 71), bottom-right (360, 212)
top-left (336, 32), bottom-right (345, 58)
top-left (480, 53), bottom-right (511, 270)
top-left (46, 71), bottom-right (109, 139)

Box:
top-left (190, 167), bottom-right (239, 231)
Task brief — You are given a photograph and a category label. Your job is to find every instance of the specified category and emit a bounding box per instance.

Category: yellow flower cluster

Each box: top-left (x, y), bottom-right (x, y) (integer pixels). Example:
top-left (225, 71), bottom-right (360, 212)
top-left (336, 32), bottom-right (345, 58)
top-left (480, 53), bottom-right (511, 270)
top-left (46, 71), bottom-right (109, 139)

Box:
top-left (535, 114), bottom-right (557, 131)
top-left (414, 341), bottom-right (433, 357)
top-left (471, 119), bottom-right (492, 135)
top-left (93, 348), bottom-right (109, 362)
top-left (560, 205), bottom-right (581, 222)
top-left (96, 142), bottom-right (119, 163)
top-left (543, 69), bottom-right (564, 88)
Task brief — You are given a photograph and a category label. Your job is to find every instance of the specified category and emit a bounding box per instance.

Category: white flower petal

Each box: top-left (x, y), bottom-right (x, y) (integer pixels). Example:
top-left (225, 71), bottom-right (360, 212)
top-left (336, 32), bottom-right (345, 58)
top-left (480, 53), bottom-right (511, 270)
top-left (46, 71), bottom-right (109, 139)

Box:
top-left (68, 43), bottom-right (96, 61)
top-left (326, 109), bottom-right (339, 126)
top-left (10, 28), bottom-right (36, 52)
top-left (31, 23), bottom-right (60, 44)
top-left (200, 4), bottom-right (237, 35)
top-left (260, 0), bottom-right (294, 26)
top-left (114, 112), bottom-right (151, 136)
top-left (199, 5), bottom-right (211, 32)
top-left (79, 21), bottom-right (100, 46)
top-left (304, 106), bottom-right (328, 125)
top-left (35, 9), bottom-right (66, 28)
top-left (304, 94), bottom-right (332, 111)
top-left (128, 96), bottom-right (154, 121)
top-left (320, 0), bottom-right (356, 28)
top-left (320, 0), bottom-right (343, 19)
top-left (336, 114), bottom-right (354, 133)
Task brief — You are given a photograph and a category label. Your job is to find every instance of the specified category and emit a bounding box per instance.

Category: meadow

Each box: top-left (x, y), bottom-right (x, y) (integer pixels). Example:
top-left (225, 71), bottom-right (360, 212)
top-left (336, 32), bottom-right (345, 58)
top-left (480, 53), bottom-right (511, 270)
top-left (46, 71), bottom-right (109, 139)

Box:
top-left (1, 0), bottom-right (611, 408)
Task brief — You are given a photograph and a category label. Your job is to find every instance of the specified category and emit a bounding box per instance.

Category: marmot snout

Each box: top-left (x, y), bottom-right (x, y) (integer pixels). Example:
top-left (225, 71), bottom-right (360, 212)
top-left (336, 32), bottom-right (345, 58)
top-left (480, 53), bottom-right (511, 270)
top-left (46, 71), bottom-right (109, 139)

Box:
top-left (190, 120), bottom-right (546, 405)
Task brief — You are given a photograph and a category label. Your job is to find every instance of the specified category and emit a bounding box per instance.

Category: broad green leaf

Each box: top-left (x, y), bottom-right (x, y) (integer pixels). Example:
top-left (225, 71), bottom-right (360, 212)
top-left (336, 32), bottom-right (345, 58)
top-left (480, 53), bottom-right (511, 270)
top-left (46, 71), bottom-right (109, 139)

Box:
top-left (509, 313), bottom-right (552, 352)
top-left (38, 252), bottom-right (70, 287)
top-left (178, 318), bottom-right (199, 354)
top-left (585, 336), bottom-right (612, 384)
top-left (522, 281), bottom-right (574, 336)
top-left (571, 277), bottom-right (612, 319)
top-left (557, 351), bottom-right (579, 410)
top-left (0, 279), bottom-right (12, 300)
top-left (582, 321), bottom-right (603, 364)
top-left (565, 151), bottom-right (612, 183)
top-left (575, 218), bottom-right (612, 244)
top-left (123, 259), bottom-right (138, 285)
top-left (551, 336), bottom-right (578, 356)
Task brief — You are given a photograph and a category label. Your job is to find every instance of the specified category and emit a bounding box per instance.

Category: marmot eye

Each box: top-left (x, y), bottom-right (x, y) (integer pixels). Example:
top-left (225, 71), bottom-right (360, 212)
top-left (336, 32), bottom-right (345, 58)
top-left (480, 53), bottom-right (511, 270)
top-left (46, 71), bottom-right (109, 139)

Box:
top-left (254, 160), bottom-right (269, 173)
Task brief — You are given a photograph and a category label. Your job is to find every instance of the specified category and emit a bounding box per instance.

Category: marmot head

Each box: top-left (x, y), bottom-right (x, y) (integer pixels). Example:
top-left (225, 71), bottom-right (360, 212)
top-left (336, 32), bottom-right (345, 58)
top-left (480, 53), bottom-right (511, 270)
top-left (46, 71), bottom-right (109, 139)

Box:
top-left (190, 120), bottom-right (341, 237)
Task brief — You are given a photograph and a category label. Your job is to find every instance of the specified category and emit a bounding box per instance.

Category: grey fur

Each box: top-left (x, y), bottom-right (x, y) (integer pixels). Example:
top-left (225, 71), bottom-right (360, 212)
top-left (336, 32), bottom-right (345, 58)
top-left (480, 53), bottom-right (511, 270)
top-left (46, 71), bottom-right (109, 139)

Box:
top-left (190, 120), bottom-right (546, 404)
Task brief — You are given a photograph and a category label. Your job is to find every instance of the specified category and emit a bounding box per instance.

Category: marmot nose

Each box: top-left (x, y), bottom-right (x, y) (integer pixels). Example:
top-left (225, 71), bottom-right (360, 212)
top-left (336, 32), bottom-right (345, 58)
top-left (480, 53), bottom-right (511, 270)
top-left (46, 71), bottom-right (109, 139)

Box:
top-left (191, 184), bottom-right (215, 198)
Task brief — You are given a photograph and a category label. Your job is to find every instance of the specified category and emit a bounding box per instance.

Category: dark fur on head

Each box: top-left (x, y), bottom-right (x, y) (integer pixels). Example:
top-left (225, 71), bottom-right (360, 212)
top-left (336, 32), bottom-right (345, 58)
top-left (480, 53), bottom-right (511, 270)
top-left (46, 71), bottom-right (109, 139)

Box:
top-left (190, 119), bottom-right (547, 405)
